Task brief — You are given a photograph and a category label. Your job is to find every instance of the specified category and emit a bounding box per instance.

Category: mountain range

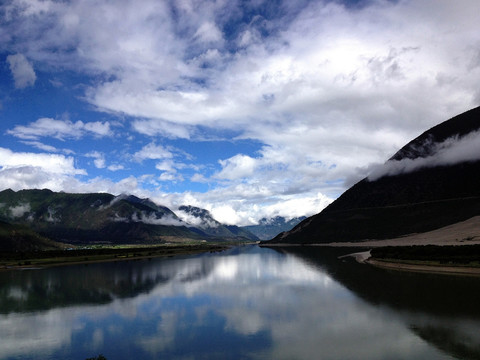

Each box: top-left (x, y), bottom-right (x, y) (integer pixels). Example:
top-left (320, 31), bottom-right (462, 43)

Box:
top-left (3, 106), bottom-right (479, 249)
top-left (242, 216), bottom-right (306, 240)
top-left (0, 190), bottom-right (259, 247)
top-left (269, 106), bottom-right (480, 244)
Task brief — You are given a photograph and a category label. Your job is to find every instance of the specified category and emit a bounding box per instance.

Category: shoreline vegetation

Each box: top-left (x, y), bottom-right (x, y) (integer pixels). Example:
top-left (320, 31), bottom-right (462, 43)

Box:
top-left (0, 243), bottom-right (235, 271)
top-left (366, 245), bottom-right (480, 276)
top-left (365, 257), bottom-right (480, 276)
top-left (263, 243), bottom-right (480, 277)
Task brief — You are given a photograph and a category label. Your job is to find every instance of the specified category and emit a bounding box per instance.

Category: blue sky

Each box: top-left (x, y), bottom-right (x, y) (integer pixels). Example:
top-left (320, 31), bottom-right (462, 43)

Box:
top-left (1, 0), bottom-right (480, 225)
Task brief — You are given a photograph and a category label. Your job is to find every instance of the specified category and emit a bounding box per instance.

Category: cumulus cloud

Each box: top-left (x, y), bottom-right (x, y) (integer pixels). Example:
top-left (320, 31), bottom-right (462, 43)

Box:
top-left (158, 187), bottom-right (333, 226)
top-left (86, 151), bottom-right (106, 169)
top-left (133, 143), bottom-right (174, 162)
top-left (4, 0), bottom-right (480, 146)
top-left (367, 130), bottom-right (480, 181)
top-left (107, 164), bottom-right (124, 172)
top-left (0, 162), bottom-right (140, 196)
top-left (131, 212), bottom-right (185, 227)
top-left (175, 209), bottom-right (219, 229)
top-left (9, 203), bottom-right (31, 218)
top-left (191, 173), bottom-right (208, 183)
top-left (194, 22), bottom-right (224, 43)
top-left (132, 144), bottom-right (191, 183)
top-left (216, 154), bottom-right (257, 180)
top-left (7, 118), bottom-right (113, 140)
top-left (73, 0), bottom-right (476, 147)
top-left (2, 0), bottom-right (480, 224)
top-left (6, 53), bottom-right (36, 89)
top-left (0, 147), bottom-right (85, 175)
top-left (0, 166), bottom-right (78, 192)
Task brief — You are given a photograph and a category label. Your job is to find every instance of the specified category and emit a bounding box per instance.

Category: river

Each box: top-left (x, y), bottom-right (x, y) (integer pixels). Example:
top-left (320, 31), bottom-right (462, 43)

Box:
top-left (1, 245), bottom-right (480, 359)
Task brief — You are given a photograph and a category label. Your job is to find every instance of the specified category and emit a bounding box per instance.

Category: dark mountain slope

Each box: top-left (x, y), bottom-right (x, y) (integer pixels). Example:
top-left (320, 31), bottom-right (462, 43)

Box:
top-left (0, 220), bottom-right (66, 251)
top-left (270, 106), bottom-right (480, 244)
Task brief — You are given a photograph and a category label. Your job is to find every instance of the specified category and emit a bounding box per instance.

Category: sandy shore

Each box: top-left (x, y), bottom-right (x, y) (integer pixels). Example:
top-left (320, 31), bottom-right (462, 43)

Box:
top-left (332, 216), bottom-right (480, 247)
top-left (365, 258), bottom-right (480, 276)
top-left (264, 215), bottom-right (480, 248)
top-left (263, 216), bottom-right (480, 276)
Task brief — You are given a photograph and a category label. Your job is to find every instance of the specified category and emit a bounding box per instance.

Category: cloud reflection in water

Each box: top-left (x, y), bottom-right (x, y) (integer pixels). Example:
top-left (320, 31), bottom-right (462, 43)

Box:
top-left (0, 246), bottom-right (471, 359)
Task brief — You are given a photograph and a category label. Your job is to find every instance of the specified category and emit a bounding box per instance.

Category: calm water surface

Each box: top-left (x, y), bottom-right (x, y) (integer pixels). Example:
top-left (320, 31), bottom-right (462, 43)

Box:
top-left (1, 245), bottom-right (480, 360)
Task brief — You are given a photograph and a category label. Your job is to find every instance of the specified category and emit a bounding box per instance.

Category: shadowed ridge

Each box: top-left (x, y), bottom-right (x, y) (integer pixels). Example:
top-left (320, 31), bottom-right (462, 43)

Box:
top-left (269, 106), bottom-right (480, 244)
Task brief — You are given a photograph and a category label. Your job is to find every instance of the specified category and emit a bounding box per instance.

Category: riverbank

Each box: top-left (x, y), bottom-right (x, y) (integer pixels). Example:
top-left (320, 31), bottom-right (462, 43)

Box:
top-left (362, 244), bottom-right (480, 276)
top-left (261, 215), bottom-right (480, 276)
top-left (263, 215), bottom-right (480, 248)
top-left (365, 257), bottom-right (480, 276)
top-left (0, 243), bottom-right (231, 270)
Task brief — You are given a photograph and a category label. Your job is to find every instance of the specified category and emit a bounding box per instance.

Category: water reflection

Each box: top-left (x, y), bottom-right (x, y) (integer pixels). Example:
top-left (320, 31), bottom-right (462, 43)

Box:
top-left (0, 246), bottom-right (478, 359)
top-left (281, 247), bottom-right (480, 360)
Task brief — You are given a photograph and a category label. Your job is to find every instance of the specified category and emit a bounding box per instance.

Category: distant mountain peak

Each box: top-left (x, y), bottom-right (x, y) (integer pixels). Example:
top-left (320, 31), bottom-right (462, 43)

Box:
top-left (177, 205), bottom-right (221, 229)
top-left (0, 189), bottom-right (258, 246)
top-left (243, 216), bottom-right (306, 240)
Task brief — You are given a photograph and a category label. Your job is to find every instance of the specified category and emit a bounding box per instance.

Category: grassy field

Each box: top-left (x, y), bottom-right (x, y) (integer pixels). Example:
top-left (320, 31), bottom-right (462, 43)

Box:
top-left (370, 245), bottom-right (480, 267)
top-left (0, 243), bottom-right (232, 269)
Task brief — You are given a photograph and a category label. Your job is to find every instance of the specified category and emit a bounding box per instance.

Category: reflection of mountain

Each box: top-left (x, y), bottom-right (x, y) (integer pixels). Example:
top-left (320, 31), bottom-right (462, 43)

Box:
top-left (281, 247), bottom-right (480, 360)
top-left (271, 107), bottom-right (480, 244)
top-left (281, 247), bottom-right (480, 318)
top-left (412, 324), bottom-right (480, 360)
top-left (0, 255), bottom-right (216, 314)
top-left (2, 246), bottom-right (479, 359)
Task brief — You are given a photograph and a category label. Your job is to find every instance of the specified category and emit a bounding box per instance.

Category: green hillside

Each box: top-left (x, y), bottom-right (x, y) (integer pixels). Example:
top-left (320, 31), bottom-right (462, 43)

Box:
top-left (0, 220), bottom-right (66, 251)
top-left (0, 189), bottom-right (251, 246)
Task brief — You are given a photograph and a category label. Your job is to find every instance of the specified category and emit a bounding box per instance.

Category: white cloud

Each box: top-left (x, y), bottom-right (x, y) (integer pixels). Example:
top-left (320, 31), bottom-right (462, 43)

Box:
top-left (0, 147), bottom-right (85, 175)
top-left (6, 53), bottom-right (36, 89)
top-left (86, 151), bottom-right (106, 169)
top-left (20, 141), bottom-right (67, 154)
top-left (82, 121), bottom-right (112, 137)
top-left (191, 173), bottom-right (208, 183)
top-left (4, 1), bottom-right (480, 144)
top-left (24, 141), bottom-right (75, 155)
top-left (175, 209), bottom-right (219, 229)
top-left (9, 203), bottom-right (31, 218)
top-left (156, 186), bottom-right (333, 226)
top-left (63, 0), bottom-right (479, 197)
top-left (133, 143), bottom-right (174, 162)
top-left (216, 154), bottom-right (257, 180)
top-left (367, 130), bottom-right (480, 181)
top-left (131, 212), bottom-right (185, 227)
top-left (84, 153), bottom-right (124, 173)
top-left (210, 205), bottom-right (242, 226)
top-left (0, 166), bottom-right (71, 191)
top-left (155, 160), bottom-right (173, 172)
top-left (107, 164), bottom-right (125, 172)
top-left (7, 118), bottom-right (113, 140)
top-left (194, 22), bottom-right (223, 43)
top-left (2, 0), bottom-right (480, 224)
